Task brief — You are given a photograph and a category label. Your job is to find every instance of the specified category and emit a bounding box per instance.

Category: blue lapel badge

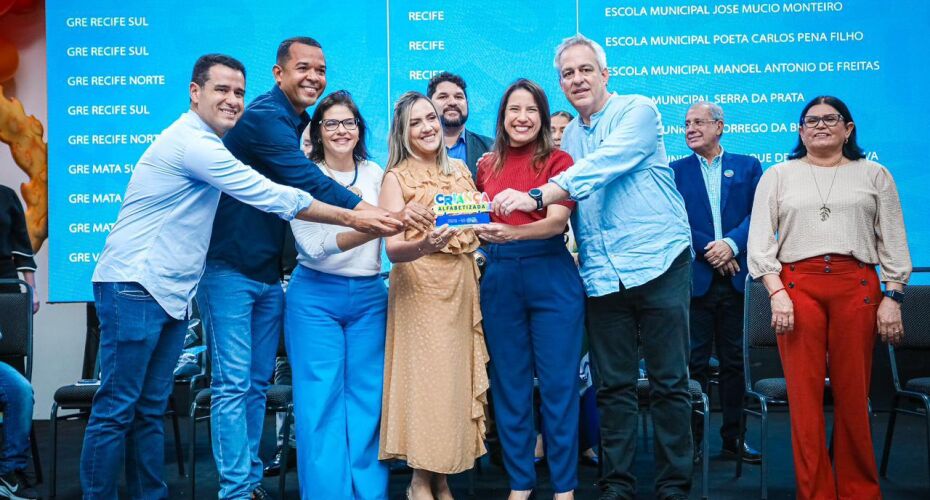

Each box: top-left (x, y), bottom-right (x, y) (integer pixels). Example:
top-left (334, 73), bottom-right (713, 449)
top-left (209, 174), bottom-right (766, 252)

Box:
top-left (723, 169), bottom-right (734, 178)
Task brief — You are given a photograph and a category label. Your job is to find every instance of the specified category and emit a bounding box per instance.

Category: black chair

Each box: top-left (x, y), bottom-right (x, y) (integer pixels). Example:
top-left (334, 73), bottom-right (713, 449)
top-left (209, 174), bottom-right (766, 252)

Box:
top-left (879, 267), bottom-right (930, 485)
top-left (48, 307), bottom-right (187, 498)
top-left (736, 278), bottom-right (784, 499)
top-left (0, 279), bottom-right (43, 484)
top-left (188, 361), bottom-right (295, 498)
top-left (636, 377), bottom-right (710, 499)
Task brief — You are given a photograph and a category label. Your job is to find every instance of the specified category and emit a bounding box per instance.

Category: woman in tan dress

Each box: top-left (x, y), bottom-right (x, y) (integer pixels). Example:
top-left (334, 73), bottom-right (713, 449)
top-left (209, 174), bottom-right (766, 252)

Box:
top-left (378, 91), bottom-right (489, 500)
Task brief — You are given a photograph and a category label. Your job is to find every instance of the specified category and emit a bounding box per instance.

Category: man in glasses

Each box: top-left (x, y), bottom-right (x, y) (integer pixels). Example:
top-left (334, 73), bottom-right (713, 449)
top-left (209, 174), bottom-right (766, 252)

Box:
top-left (199, 37), bottom-right (426, 499)
top-left (427, 72), bottom-right (493, 179)
top-left (670, 101), bottom-right (763, 466)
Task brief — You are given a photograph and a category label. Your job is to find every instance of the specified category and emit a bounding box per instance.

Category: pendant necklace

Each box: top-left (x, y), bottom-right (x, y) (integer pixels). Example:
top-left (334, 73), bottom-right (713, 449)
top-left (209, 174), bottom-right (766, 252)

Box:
top-left (320, 159), bottom-right (362, 197)
top-left (804, 156), bottom-right (844, 221)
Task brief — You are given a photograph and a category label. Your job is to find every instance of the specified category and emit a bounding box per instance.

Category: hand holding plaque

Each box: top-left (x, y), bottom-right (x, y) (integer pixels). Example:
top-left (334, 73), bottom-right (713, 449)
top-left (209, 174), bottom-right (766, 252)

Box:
top-left (420, 224), bottom-right (459, 253)
top-left (473, 223), bottom-right (518, 244)
top-left (393, 200), bottom-right (435, 233)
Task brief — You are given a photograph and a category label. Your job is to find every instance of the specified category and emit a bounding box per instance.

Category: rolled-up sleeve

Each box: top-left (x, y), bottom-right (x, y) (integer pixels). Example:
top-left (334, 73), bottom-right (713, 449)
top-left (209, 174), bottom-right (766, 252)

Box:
top-left (184, 134), bottom-right (312, 221)
top-left (9, 193), bottom-right (36, 271)
top-left (747, 168), bottom-right (782, 278)
top-left (550, 104), bottom-right (657, 200)
top-left (873, 166), bottom-right (912, 284)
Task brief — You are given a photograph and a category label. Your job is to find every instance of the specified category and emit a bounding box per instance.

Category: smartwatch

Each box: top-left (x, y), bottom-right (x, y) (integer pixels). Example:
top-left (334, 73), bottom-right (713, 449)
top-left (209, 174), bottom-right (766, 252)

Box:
top-left (528, 188), bottom-right (544, 211)
top-left (883, 290), bottom-right (905, 304)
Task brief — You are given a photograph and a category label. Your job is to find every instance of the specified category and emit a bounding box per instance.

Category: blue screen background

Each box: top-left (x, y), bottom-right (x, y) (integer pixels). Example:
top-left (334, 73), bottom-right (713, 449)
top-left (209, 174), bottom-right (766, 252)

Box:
top-left (46, 0), bottom-right (929, 301)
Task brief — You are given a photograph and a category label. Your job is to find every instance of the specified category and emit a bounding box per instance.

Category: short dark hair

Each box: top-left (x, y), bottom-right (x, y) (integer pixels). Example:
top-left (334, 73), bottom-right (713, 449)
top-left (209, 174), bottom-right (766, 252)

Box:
top-left (426, 72), bottom-right (467, 99)
top-left (490, 79), bottom-right (554, 175)
top-left (309, 90), bottom-right (369, 164)
top-left (788, 95), bottom-right (865, 161)
top-left (551, 110), bottom-right (574, 121)
top-left (191, 54), bottom-right (246, 87)
top-left (276, 37), bottom-right (322, 66)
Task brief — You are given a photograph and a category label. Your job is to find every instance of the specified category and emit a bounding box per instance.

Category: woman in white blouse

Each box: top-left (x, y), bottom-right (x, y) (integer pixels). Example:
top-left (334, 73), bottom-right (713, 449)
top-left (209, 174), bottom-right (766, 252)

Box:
top-left (284, 91), bottom-right (389, 499)
top-left (748, 95), bottom-right (911, 500)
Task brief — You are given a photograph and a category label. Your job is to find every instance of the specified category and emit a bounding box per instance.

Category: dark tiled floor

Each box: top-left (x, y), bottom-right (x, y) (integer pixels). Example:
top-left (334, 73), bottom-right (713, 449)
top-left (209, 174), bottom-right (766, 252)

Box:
top-left (39, 410), bottom-right (928, 499)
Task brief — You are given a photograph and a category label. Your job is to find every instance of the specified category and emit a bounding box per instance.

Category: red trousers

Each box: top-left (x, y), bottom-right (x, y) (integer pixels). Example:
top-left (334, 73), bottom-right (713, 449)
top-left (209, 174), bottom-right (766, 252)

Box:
top-left (777, 255), bottom-right (882, 500)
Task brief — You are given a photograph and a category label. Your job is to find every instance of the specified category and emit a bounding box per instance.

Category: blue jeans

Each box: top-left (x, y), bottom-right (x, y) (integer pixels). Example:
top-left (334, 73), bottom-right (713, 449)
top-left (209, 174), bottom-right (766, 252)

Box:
top-left (284, 266), bottom-right (389, 500)
top-left (0, 361), bottom-right (33, 474)
top-left (81, 282), bottom-right (187, 500)
top-left (197, 263), bottom-right (282, 499)
top-left (481, 237), bottom-right (585, 492)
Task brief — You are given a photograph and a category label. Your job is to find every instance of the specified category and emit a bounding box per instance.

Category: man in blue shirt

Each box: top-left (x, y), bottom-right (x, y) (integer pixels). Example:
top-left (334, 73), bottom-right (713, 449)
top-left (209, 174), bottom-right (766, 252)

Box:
top-left (426, 72), bottom-right (492, 179)
top-left (83, 54), bottom-right (401, 500)
top-left (670, 102), bottom-right (763, 465)
top-left (494, 35), bottom-right (694, 500)
top-left (200, 37), bottom-right (427, 500)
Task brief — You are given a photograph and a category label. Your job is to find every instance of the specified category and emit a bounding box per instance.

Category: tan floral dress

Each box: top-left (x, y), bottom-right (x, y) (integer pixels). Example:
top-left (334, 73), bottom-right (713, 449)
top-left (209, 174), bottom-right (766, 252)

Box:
top-left (378, 158), bottom-right (489, 473)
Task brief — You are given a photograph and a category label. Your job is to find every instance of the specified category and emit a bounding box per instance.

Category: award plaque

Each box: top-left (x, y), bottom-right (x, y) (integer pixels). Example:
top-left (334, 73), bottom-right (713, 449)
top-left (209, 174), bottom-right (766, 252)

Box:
top-left (432, 191), bottom-right (492, 228)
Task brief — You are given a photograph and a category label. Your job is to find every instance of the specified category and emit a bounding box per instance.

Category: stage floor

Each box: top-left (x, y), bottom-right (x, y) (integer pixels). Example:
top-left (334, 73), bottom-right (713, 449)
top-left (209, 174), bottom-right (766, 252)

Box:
top-left (40, 410), bottom-right (928, 499)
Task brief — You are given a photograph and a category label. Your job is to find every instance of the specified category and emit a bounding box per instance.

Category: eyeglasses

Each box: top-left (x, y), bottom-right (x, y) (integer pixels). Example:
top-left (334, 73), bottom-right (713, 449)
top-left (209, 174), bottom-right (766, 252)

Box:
top-left (684, 119), bottom-right (719, 128)
top-left (320, 118), bottom-right (358, 131)
top-left (802, 114), bottom-right (843, 128)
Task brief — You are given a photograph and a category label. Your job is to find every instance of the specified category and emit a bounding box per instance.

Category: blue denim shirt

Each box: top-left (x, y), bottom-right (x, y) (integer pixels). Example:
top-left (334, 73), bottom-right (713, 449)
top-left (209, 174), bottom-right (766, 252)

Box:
top-left (93, 111), bottom-right (313, 319)
top-left (551, 93), bottom-right (692, 297)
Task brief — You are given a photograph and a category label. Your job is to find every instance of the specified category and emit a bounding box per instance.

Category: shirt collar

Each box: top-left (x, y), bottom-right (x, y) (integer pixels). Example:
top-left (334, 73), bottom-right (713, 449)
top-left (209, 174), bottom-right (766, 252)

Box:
top-left (697, 147), bottom-right (725, 169)
top-left (184, 109), bottom-right (219, 135)
top-left (269, 85), bottom-right (311, 128)
top-left (580, 93), bottom-right (618, 130)
top-left (452, 132), bottom-right (467, 147)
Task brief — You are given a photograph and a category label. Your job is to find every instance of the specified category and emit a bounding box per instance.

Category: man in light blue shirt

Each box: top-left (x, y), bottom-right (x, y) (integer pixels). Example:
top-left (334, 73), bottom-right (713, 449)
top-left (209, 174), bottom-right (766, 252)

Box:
top-left (493, 35), bottom-right (693, 500)
top-left (670, 102), bottom-right (763, 465)
top-left (82, 54), bottom-right (401, 499)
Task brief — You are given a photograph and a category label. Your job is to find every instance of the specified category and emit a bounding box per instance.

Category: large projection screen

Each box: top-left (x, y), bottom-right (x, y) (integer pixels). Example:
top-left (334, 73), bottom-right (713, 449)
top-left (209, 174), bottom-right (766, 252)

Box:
top-left (46, 0), bottom-right (930, 302)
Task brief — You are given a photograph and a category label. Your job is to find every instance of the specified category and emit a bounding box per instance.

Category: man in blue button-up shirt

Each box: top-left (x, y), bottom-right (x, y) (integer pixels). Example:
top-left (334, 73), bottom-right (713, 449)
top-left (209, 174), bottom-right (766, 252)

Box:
top-left (493, 35), bottom-right (694, 500)
top-left (670, 102), bottom-right (763, 466)
top-left (83, 54), bottom-right (401, 500)
top-left (198, 37), bottom-right (426, 499)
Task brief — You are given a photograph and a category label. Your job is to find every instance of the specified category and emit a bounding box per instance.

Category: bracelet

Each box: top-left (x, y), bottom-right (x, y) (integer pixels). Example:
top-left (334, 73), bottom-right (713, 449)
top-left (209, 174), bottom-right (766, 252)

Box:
top-left (769, 287), bottom-right (786, 299)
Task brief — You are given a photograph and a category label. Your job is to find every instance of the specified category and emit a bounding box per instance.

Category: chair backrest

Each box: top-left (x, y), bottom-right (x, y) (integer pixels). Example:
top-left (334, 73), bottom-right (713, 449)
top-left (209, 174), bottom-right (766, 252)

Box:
top-left (742, 276), bottom-right (785, 392)
top-left (887, 268), bottom-right (930, 390)
top-left (0, 279), bottom-right (34, 380)
top-left (899, 281), bottom-right (930, 349)
top-left (744, 278), bottom-right (776, 348)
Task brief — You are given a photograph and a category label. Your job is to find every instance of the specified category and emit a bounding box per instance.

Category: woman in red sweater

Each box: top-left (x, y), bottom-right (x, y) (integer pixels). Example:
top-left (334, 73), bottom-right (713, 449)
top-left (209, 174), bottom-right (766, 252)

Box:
top-left (475, 79), bottom-right (585, 500)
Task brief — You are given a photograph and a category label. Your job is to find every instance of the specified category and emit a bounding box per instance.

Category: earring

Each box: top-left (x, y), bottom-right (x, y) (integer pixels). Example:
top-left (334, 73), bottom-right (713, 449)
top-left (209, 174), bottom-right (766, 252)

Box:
top-left (845, 136), bottom-right (849, 144)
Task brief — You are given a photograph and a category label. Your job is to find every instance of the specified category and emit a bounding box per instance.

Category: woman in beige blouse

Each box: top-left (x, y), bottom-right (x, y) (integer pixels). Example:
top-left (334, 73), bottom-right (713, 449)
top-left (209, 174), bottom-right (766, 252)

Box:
top-left (748, 96), bottom-right (911, 500)
top-left (378, 92), bottom-right (489, 500)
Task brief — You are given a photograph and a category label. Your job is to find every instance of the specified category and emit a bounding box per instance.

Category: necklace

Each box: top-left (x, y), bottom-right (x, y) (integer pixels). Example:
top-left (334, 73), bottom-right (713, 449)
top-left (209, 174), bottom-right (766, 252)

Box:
top-left (320, 159), bottom-right (362, 197)
top-left (803, 156), bottom-right (844, 221)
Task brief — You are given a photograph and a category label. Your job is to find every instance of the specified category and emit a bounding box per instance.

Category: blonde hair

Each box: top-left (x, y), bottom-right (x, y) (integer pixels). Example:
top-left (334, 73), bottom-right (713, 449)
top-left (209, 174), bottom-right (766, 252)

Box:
top-left (386, 91), bottom-right (454, 175)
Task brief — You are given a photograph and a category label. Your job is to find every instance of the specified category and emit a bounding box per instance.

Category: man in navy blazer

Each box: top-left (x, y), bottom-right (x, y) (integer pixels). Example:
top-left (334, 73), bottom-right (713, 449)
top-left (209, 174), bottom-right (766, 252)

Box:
top-left (670, 101), bottom-right (763, 465)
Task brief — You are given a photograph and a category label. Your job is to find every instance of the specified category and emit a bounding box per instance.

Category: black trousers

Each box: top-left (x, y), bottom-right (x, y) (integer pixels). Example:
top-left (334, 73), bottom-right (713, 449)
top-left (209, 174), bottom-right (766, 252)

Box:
top-left (587, 249), bottom-right (693, 499)
top-left (689, 272), bottom-right (745, 443)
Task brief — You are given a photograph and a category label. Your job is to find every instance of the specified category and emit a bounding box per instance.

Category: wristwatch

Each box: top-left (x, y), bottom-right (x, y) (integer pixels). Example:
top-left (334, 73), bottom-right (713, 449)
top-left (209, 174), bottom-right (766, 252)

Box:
top-left (528, 188), bottom-right (544, 211)
top-left (883, 290), bottom-right (905, 304)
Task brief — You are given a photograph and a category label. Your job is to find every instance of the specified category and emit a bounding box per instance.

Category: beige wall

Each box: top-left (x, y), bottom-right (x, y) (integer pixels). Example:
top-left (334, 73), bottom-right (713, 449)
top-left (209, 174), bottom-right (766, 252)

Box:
top-left (1, 5), bottom-right (87, 419)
